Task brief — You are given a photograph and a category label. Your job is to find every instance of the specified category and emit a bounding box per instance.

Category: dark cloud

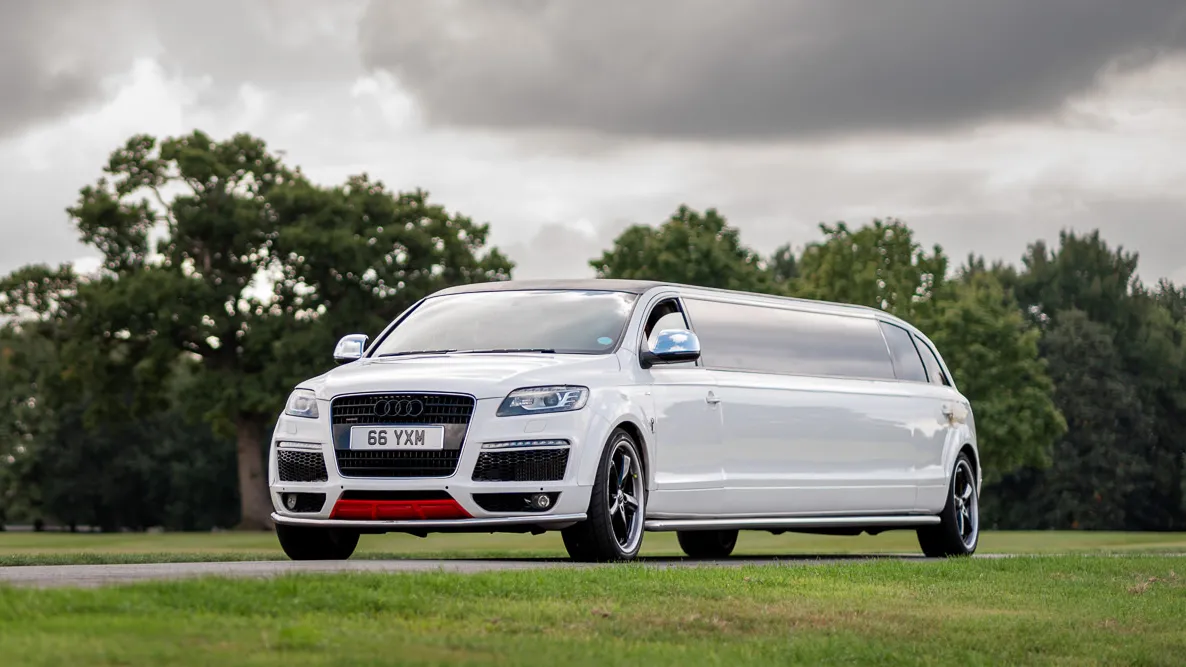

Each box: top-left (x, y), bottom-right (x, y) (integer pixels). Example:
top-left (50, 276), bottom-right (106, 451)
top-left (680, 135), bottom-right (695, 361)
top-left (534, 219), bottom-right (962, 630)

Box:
top-left (0, 0), bottom-right (364, 139)
top-left (360, 0), bottom-right (1186, 140)
top-left (0, 0), bottom-right (142, 138)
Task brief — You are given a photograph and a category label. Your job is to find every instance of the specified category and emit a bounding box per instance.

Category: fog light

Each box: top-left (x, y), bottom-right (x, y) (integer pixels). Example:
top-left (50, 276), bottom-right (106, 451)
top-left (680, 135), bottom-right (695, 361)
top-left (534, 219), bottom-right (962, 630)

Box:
top-left (284, 493), bottom-right (297, 510)
top-left (530, 493), bottom-right (552, 510)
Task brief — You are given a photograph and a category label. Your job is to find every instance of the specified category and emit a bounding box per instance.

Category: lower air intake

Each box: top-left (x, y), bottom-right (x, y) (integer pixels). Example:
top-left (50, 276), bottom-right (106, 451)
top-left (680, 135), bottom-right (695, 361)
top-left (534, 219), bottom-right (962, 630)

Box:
top-left (277, 450), bottom-right (329, 482)
top-left (472, 448), bottom-right (570, 482)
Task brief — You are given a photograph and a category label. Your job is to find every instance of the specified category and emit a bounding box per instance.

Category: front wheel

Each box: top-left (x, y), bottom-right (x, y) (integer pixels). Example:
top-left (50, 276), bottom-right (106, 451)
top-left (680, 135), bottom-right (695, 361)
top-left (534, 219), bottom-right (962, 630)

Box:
top-left (917, 453), bottom-right (979, 557)
top-left (562, 428), bottom-right (646, 562)
top-left (276, 523), bottom-right (360, 560)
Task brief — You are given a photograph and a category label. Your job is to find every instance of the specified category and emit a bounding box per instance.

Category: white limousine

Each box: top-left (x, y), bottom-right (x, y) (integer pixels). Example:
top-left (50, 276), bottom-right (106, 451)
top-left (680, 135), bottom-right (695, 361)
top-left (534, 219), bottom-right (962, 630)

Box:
top-left (269, 279), bottom-right (980, 562)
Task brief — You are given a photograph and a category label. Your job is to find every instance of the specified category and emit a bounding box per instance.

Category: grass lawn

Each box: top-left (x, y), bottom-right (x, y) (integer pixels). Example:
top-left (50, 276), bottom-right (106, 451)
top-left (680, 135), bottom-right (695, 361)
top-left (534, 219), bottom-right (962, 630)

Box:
top-left (1, 529), bottom-right (1186, 566)
top-left (1, 556), bottom-right (1183, 665)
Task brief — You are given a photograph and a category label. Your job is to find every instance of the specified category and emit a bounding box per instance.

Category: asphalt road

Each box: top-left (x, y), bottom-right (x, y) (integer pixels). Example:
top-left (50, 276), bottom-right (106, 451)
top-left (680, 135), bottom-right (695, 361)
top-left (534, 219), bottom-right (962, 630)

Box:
top-left (0, 555), bottom-right (938, 588)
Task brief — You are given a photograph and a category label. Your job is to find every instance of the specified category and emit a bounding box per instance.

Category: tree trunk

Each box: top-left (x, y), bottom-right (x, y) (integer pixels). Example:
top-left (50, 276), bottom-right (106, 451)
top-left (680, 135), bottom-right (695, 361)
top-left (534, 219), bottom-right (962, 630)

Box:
top-left (235, 414), bottom-right (274, 530)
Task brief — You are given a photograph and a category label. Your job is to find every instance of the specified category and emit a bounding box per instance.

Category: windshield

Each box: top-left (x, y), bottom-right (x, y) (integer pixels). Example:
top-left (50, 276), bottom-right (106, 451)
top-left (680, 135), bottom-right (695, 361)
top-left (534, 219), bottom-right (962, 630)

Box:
top-left (370, 290), bottom-right (638, 356)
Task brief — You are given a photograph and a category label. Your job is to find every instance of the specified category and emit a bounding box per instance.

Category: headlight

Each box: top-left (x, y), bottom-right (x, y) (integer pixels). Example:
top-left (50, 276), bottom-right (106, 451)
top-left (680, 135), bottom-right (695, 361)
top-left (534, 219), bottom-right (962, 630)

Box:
top-left (497, 386), bottom-right (589, 417)
top-left (284, 389), bottom-right (319, 419)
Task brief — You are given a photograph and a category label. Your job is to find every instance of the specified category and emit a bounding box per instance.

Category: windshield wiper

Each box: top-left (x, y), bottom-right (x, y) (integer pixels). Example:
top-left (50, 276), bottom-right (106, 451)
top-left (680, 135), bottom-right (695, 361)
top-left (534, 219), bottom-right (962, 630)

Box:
top-left (456, 348), bottom-right (556, 354)
top-left (378, 349), bottom-right (457, 357)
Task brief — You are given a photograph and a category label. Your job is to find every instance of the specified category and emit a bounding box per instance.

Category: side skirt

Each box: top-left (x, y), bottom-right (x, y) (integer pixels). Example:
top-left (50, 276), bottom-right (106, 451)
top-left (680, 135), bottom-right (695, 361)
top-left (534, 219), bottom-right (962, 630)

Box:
top-left (644, 514), bottom-right (940, 532)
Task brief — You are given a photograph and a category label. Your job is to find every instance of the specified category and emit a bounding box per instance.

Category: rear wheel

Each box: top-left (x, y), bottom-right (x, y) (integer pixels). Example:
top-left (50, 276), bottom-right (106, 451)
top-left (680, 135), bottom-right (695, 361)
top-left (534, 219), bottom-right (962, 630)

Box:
top-left (276, 523), bottom-right (360, 560)
top-left (917, 453), bottom-right (978, 557)
top-left (677, 529), bottom-right (739, 558)
top-left (562, 428), bottom-right (646, 562)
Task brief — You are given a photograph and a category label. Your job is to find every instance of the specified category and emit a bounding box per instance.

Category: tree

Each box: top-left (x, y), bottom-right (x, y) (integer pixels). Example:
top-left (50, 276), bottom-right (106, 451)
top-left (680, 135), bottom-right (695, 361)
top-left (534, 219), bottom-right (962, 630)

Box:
top-left (1005, 231), bottom-right (1186, 530)
top-left (0, 265), bottom-right (82, 528)
top-left (768, 243), bottom-right (799, 285)
top-left (57, 130), bottom-right (513, 528)
top-left (793, 219), bottom-right (947, 323)
top-left (1013, 230), bottom-right (1142, 330)
top-left (591, 206), bottom-right (776, 292)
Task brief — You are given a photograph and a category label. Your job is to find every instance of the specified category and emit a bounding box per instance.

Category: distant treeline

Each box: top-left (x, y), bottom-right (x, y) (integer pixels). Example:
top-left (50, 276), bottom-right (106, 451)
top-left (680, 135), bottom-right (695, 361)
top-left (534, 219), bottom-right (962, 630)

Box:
top-left (2, 131), bottom-right (1182, 531)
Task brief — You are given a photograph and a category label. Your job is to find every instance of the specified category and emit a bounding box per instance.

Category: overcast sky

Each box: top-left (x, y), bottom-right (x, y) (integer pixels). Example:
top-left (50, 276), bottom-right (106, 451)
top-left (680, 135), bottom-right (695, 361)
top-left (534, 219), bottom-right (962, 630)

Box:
top-left (3, 0), bottom-right (1185, 284)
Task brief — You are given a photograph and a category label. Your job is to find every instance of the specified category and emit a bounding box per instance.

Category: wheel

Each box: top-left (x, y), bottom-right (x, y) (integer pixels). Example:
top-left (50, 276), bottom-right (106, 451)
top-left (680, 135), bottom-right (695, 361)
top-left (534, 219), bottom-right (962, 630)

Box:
top-left (562, 428), bottom-right (646, 562)
top-left (917, 453), bottom-right (979, 557)
top-left (276, 523), bottom-right (360, 560)
top-left (677, 529), bottom-right (739, 558)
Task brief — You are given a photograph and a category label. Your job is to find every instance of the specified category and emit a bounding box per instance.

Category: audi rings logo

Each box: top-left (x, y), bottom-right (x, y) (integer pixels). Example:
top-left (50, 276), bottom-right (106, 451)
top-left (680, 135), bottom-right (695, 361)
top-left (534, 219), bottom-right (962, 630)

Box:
top-left (373, 399), bottom-right (425, 418)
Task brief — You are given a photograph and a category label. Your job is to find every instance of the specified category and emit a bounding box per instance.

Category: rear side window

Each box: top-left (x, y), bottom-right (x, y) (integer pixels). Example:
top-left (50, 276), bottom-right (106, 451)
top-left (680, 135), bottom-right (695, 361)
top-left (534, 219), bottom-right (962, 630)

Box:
top-left (684, 298), bottom-right (895, 380)
top-left (878, 322), bottom-right (928, 383)
top-left (915, 336), bottom-right (951, 386)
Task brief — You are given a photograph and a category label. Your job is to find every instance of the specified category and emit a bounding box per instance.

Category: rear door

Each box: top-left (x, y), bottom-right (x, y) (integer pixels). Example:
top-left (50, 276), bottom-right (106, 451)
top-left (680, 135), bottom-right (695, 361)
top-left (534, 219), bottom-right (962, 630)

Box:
top-left (877, 320), bottom-right (953, 510)
top-left (911, 332), bottom-right (970, 511)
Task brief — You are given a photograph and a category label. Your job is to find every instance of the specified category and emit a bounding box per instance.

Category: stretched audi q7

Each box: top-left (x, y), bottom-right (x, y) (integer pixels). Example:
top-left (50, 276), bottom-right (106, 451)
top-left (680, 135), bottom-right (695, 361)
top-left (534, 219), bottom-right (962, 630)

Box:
top-left (269, 279), bottom-right (980, 562)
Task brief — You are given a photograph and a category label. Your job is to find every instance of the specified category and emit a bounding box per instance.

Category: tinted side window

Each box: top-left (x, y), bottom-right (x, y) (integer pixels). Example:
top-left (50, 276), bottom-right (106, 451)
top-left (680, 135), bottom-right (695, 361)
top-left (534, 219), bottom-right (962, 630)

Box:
top-left (685, 299), bottom-right (895, 379)
top-left (915, 336), bottom-right (951, 386)
top-left (878, 322), bottom-right (928, 383)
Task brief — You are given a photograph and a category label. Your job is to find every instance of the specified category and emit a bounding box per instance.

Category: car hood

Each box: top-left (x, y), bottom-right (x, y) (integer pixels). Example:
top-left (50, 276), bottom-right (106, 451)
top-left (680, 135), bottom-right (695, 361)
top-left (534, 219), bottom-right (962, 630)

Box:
top-left (300, 353), bottom-right (622, 400)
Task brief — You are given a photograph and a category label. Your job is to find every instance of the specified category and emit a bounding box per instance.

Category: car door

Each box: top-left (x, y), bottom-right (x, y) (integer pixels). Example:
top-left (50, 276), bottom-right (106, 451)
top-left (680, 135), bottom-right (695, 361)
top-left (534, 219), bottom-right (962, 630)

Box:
top-left (875, 320), bottom-right (954, 511)
top-left (912, 332), bottom-right (970, 512)
top-left (638, 296), bottom-right (725, 517)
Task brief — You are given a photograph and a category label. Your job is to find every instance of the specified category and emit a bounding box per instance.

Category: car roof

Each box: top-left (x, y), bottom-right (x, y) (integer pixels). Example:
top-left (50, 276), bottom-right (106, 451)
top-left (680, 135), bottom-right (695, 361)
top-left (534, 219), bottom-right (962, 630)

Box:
top-left (431, 278), bottom-right (891, 321)
top-left (425, 278), bottom-right (947, 379)
top-left (432, 279), bottom-right (666, 296)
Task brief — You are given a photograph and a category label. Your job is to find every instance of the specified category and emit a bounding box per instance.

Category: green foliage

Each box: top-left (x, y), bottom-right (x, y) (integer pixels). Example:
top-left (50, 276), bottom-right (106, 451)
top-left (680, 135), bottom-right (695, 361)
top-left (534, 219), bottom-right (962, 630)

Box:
top-left (1014, 230), bottom-right (1142, 328)
top-left (990, 231), bottom-right (1186, 530)
top-left (590, 205), bottom-right (775, 293)
top-left (793, 219), bottom-right (947, 322)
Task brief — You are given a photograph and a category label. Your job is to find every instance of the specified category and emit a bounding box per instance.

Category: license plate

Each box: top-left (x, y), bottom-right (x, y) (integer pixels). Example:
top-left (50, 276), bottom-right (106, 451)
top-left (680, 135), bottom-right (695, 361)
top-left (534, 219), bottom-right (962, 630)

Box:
top-left (349, 426), bottom-right (445, 450)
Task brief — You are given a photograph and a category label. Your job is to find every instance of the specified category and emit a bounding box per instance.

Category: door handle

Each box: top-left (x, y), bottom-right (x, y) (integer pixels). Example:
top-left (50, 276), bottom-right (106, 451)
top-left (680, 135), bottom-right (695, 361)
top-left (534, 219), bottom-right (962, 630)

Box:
top-left (705, 391), bottom-right (721, 405)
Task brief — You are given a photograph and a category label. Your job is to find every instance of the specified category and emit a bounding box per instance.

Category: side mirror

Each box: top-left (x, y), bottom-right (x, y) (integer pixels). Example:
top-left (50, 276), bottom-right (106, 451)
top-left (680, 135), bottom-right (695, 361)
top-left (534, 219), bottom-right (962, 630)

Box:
top-left (640, 329), bottom-right (701, 369)
top-left (333, 334), bottom-right (369, 365)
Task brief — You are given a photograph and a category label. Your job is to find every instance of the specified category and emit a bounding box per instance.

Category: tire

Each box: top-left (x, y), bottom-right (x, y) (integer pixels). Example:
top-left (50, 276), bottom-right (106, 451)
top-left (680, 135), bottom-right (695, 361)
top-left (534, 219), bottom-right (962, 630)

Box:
top-left (677, 529), bottom-right (739, 559)
top-left (562, 428), bottom-right (646, 562)
top-left (276, 523), bottom-right (360, 560)
top-left (917, 453), bottom-right (979, 557)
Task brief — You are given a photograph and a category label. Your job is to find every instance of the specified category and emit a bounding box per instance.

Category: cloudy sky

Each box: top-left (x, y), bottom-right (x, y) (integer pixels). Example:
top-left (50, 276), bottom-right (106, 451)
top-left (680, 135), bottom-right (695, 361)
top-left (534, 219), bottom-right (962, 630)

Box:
top-left (3, 0), bottom-right (1185, 284)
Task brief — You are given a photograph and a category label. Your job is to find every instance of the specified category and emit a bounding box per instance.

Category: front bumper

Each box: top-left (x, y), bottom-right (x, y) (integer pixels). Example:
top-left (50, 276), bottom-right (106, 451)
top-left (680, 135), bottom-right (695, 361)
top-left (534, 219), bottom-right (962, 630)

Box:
top-left (268, 395), bottom-right (611, 531)
top-left (270, 512), bottom-right (586, 531)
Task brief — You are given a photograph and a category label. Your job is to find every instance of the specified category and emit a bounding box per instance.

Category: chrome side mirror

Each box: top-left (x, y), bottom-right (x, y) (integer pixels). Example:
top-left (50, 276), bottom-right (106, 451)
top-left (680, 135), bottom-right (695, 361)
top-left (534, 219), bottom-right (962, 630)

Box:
top-left (640, 329), bottom-right (701, 369)
top-left (333, 334), bottom-right (369, 364)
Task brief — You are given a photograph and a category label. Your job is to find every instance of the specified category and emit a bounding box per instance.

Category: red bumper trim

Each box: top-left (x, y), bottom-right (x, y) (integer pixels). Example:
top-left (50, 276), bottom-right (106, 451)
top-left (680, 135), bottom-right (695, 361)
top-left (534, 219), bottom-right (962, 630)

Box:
top-left (329, 498), bottom-right (472, 521)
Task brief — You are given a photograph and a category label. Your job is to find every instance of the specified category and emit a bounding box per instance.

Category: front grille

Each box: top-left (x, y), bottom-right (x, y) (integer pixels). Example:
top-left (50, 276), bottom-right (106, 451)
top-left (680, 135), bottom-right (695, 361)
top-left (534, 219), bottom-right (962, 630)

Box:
top-left (472, 448), bottom-right (570, 482)
top-left (331, 393), bottom-right (474, 426)
top-left (330, 393), bottom-right (475, 478)
top-left (277, 450), bottom-right (328, 482)
top-left (334, 450), bottom-right (463, 478)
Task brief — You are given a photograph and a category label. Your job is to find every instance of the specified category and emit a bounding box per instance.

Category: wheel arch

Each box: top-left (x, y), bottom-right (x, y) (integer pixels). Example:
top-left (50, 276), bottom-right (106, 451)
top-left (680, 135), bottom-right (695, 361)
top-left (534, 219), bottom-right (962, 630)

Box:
top-left (955, 442), bottom-right (981, 490)
top-left (611, 418), bottom-right (651, 486)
